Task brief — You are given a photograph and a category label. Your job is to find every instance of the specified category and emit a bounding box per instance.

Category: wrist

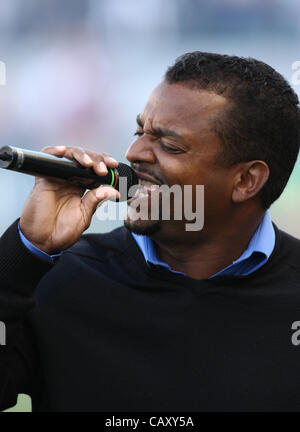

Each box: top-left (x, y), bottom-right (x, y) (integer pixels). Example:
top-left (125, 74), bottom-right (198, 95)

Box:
top-left (30, 241), bottom-right (60, 255)
top-left (18, 222), bottom-right (61, 256)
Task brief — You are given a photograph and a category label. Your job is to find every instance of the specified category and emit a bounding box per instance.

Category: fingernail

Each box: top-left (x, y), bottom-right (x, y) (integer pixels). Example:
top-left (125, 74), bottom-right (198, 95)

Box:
top-left (83, 154), bottom-right (93, 164)
top-left (108, 156), bottom-right (118, 164)
top-left (56, 146), bottom-right (66, 151)
top-left (99, 161), bottom-right (108, 173)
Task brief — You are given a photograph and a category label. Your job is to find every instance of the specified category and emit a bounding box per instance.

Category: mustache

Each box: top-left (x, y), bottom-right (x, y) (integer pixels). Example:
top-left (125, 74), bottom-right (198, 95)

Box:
top-left (130, 162), bottom-right (165, 185)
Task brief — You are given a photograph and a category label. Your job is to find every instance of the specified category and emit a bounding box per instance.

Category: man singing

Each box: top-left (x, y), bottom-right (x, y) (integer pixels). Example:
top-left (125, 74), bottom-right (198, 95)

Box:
top-left (1, 52), bottom-right (300, 411)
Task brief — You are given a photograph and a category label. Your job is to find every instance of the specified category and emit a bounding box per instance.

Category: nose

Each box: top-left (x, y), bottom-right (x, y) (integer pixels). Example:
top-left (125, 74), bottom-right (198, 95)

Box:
top-left (125, 137), bottom-right (156, 165)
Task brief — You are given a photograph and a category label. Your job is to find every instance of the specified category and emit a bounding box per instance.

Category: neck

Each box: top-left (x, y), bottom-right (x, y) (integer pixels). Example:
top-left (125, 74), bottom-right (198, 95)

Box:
top-left (151, 209), bottom-right (266, 279)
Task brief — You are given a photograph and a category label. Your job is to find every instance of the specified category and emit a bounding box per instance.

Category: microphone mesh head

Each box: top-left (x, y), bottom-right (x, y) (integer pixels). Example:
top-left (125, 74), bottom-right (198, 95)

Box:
top-left (117, 163), bottom-right (138, 201)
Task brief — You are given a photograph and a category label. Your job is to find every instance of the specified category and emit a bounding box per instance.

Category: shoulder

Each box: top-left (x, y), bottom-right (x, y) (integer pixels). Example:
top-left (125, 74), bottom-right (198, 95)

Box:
top-left (275, 225), bottom-right (300, 271)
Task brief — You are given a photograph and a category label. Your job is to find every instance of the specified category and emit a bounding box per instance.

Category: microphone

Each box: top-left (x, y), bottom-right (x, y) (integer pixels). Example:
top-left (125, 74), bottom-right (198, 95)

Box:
top-left (0, 146), bottom-right (138, 201)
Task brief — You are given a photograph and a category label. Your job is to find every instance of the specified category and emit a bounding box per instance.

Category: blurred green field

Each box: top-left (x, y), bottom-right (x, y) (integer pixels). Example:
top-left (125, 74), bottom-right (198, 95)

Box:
top-left (3, 394), bottom-right (31, 412)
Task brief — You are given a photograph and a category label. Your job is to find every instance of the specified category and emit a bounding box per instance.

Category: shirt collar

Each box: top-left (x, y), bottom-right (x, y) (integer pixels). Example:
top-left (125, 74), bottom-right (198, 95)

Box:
top-left (131, 210), bottom-right (275, 277)
top-left (230, 210), bottom-right (275, 264)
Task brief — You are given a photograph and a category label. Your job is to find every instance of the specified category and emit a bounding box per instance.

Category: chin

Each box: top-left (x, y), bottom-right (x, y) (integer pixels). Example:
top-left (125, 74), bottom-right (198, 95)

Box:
top-left (124, 195), bottom-right (162, 235)
top-left (124, 217), bottom-right (161, 236)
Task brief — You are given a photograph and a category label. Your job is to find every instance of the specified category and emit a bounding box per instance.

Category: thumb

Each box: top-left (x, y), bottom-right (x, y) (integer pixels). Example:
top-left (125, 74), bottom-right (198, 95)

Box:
top-left (81, 186), bottom-right (120, 222)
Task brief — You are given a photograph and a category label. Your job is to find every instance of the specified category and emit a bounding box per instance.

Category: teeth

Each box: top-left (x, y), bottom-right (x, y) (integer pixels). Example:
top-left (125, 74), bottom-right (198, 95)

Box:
top-left (134, 189), bottom-right (148, 198)
top-left (131, 179), bottom-right (160, 199)
top-left (138, 179), bottom-right (159, 188)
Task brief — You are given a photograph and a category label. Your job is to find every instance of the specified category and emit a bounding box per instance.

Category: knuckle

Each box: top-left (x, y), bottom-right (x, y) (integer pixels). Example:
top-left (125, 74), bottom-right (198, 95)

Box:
top-left (66, 146), bottom-right (84, 157)
top-left (77, 147), bottom-right (86, 155)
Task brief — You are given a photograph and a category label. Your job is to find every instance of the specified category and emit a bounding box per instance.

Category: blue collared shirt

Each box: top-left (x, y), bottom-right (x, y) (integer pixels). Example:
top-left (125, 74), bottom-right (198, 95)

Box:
top-left (131, 211), bottom-right (275, 278)
top-left (18, 211), bottom-right (275, 275)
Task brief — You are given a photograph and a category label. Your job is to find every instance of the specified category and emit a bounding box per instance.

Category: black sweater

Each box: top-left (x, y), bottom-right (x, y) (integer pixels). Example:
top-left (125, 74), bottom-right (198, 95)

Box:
top-left (1, 219), bottom-right (300, 412)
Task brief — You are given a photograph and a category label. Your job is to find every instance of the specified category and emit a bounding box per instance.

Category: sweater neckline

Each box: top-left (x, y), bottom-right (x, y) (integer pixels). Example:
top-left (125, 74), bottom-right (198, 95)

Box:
top-left (124, 223), bottom-right (282, 288)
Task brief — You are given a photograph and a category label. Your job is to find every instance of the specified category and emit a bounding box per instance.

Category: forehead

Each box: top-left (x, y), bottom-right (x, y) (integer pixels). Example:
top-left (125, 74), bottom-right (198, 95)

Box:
top-left (141, 81), bottom-right (227, 136)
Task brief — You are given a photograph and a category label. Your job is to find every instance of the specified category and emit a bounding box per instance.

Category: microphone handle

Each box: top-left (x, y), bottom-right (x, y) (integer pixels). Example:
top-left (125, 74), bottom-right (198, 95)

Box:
top-left (0, 146), bottom-right (118, 190)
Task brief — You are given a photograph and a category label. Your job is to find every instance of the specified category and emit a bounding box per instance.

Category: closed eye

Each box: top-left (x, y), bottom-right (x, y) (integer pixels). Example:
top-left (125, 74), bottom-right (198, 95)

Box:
top-left (159, 142), bottom-right (183, 154)
top-left (134, 131), bottom-right (183, 154)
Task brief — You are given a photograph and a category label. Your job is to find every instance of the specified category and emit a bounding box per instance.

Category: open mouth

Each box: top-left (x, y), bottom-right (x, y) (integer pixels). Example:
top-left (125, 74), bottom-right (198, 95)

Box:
top-left (135, 178), bottom-right (160, 198)
top-left (127, 178), bottom-right (161, 202)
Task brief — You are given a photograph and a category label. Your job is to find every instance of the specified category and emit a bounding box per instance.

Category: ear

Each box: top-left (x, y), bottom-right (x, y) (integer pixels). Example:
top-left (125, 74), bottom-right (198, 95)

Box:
top-left (231, 160), bottom-right (270, 204)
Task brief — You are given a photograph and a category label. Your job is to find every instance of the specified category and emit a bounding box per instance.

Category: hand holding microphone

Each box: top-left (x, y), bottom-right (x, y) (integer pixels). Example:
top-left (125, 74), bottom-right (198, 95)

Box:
top-left (0, 145), bottom-right (138, 254)
top-left (0, 145), bottom-right (137, 194)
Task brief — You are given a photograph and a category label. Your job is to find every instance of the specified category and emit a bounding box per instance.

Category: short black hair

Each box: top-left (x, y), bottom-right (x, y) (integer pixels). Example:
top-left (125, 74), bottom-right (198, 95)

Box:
top-left (165, 51), bottom-right (300, 209)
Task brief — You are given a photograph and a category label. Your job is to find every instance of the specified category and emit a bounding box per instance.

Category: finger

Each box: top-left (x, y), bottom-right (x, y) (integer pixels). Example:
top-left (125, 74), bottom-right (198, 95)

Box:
top-left (42, 146), bottom-right (67, 157)
top-left (81, 186), bottom-right (120, 223)
top-left (42, 146), bottom-right (94, 168)
top-left (90, 158), bottom-right (109, 176)
top-left (102, 153), bottom-right (119, 169)
top-left (82, 150), bottom-right (118, 175)
top-left (62, 147), bottom-right (117, 172)
top-left (76, 151), bottom-right (109, 177)
top-left (42, 146), bottom-right (118, 176)
top-left (95, 185), bottom-right (120, 201)
top-left (63, 147), bottom-right (95, 167)
top-left (83, 150), bottom-right (118, 176)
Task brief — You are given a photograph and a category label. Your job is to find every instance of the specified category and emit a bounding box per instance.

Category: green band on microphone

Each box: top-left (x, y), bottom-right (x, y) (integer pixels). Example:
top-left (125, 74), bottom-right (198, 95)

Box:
top-left (109, 168), bottom-right (115, 187)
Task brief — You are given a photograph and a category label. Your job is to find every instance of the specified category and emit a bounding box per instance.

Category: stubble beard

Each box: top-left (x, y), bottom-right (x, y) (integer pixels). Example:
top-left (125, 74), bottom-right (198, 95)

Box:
top-left (123, 216), bottom-right (162, 236)
top-left (123, 198), bottom-right (162, 235)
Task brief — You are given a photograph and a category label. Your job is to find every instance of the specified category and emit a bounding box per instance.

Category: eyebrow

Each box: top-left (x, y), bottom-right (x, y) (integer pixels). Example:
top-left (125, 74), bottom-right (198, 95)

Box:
top-left (136, 114), bottom-right (184, 141)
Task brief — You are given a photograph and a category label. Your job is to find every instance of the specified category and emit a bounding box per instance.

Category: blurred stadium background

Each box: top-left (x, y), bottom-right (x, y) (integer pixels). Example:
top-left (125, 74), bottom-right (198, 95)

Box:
top-left (0, 0), bottom-right (299, 412)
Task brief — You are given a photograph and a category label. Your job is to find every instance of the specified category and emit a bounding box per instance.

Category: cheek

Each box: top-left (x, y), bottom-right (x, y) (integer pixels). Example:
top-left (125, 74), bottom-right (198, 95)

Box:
top-left (202, 171), bottom-right (232, 213)
top-left (158, 156), bottom-right (197, 186)
top-left (157, 153), bottom-right (231, 205)
top-left (157, 159), bottom-right (184, 185)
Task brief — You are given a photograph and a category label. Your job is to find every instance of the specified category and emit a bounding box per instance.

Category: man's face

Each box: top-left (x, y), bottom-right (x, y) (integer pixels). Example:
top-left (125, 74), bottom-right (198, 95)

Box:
top-left (125, 81), bottom-right (232, 239)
